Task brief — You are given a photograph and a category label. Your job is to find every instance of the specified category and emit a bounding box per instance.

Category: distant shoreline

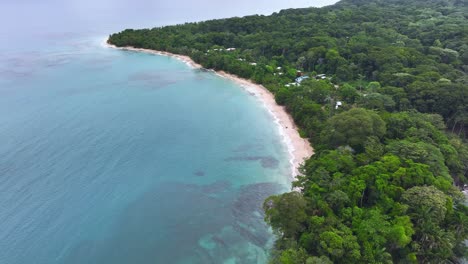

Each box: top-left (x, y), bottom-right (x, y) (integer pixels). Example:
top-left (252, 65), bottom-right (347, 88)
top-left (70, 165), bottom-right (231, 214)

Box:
top-left (106, 40), bottom-right (314, 179)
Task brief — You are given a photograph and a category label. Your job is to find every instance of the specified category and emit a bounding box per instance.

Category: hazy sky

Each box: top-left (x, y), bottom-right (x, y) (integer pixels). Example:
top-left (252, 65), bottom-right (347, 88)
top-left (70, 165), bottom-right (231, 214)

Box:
top-left (2, 0), bottom-right (338, 35)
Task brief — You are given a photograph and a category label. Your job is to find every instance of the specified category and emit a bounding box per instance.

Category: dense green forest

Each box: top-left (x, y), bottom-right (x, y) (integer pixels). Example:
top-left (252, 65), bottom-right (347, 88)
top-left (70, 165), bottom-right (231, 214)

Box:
top-left (109, 0), bottom-right (468, 262)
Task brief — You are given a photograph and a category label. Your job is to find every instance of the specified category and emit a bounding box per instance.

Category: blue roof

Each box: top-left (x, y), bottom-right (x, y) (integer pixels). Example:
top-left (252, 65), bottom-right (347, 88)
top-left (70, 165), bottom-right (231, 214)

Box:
top-left (295, 75), bottom-right (309, 83)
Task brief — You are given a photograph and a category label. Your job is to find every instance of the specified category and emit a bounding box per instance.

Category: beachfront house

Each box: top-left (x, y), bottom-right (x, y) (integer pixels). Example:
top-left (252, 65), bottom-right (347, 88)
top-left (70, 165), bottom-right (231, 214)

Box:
top-left (285, 82), bottom-right (300, 87)
top-left (335, 101), bottom-right (342, 109)
top-left (295, 75), bottom-right (309, 84)
top-left (316, 74), bottom-right (327, 80)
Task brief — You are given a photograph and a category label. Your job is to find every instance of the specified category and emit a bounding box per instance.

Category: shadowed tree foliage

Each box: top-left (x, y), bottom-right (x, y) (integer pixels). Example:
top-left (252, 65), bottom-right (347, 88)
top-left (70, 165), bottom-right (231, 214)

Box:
top-left (320, 108), bottom-right (386, 151)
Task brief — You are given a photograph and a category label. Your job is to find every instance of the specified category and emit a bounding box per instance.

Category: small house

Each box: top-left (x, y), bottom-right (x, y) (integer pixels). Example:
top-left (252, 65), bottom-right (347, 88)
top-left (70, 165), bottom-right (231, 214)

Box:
top-left (335, 101), bottom-right (342, 109)
top-left (295, 75), bottom-right (309, 83)
top-left (316, 74), bottom-right (326, 80)
top-left (286, 82), bottom-right (300, 87)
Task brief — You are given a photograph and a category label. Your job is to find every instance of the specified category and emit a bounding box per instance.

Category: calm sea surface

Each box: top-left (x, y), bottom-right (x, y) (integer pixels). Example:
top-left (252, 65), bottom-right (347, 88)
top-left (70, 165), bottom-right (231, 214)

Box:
top-left (0, 31), bottom-right (292, 264)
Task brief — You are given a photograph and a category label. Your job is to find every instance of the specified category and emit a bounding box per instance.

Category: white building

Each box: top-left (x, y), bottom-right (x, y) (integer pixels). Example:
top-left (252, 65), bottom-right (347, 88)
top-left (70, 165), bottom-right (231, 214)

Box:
top-left (335, 101), bottom-right (343, 109)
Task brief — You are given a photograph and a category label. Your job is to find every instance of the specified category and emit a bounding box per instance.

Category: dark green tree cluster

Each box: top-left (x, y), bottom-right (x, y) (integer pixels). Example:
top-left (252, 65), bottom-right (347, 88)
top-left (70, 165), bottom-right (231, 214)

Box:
top-left (265, 110), bottom-right (468, 263)
top-left (108, 0), bottom-right (468, 262)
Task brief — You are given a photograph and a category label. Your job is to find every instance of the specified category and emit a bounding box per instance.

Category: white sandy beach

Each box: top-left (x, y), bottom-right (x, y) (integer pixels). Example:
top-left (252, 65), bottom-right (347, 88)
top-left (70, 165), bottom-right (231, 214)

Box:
top-left (107, 42), bottom-right (314, 179)
top-left (216, 71), bottom-right (314, 178)
top-left (106, 43), bottom-right (203, 69)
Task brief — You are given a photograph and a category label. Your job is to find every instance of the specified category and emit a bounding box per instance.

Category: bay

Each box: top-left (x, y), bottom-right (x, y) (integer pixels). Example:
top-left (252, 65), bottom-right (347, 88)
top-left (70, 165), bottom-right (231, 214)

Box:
top-left (0, 1), bottom-right (339, 262)
top-left (0, 36), bottom-right (291, 263)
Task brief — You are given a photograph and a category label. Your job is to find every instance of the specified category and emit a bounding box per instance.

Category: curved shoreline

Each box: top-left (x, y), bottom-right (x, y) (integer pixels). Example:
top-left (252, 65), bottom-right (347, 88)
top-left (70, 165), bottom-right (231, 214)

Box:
top-left (106, 41), bottom-right (314, 180)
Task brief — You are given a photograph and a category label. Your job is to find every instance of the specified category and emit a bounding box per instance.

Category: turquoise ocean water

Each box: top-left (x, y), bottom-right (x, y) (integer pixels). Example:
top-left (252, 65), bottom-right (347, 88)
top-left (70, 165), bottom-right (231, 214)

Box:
top-left (0, 37), bottom-right (291, 263)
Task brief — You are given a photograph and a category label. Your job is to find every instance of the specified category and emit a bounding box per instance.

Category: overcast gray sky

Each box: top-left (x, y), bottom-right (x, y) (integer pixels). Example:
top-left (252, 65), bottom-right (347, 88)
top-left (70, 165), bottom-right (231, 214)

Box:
top-left (1, 0), bottom-right (339, 35)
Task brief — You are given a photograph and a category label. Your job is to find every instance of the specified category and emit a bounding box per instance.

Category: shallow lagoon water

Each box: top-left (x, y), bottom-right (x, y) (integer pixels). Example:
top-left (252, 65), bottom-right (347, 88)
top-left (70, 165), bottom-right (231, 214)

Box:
top-left (0, 38), bottom-right (291, 263)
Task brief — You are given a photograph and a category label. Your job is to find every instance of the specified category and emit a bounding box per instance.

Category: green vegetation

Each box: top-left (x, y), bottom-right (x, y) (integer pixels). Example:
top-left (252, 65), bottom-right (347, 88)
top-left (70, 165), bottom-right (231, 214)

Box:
top-left (109, 0), bottom-right (468, 262)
